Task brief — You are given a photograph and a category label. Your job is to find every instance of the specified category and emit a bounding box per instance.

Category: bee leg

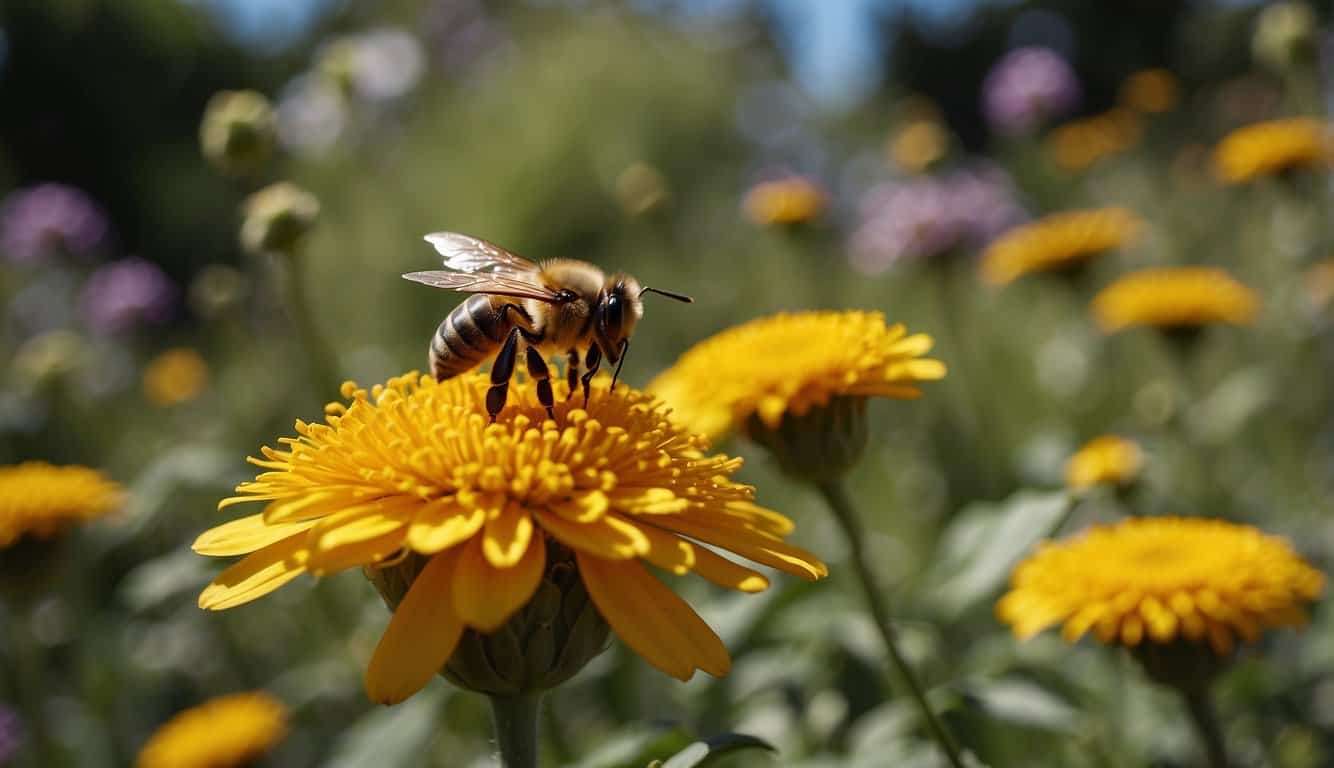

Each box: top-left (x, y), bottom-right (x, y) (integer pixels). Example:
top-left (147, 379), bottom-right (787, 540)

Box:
top-left (487, 327), bottom-right (522, 423)
top-left (610, 339), bottom-right (629, 393)
top-left (526, 345), bottom-right (555, 421)
top-left (565, 349), bottom-right (580, 401)
top-left (581, 344), bottom-right (602, 409)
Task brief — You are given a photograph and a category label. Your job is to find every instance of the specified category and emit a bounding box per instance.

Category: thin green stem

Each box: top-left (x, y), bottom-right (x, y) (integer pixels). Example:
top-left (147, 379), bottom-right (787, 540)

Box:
top-left (489, 693), bottom-right (542, 768)
top-left (1181, 686), bottom-right (1229, 768)
top-left (283, 252), bottom-right (340, 396)
top-left (815, 479), bottom-right (966, 768)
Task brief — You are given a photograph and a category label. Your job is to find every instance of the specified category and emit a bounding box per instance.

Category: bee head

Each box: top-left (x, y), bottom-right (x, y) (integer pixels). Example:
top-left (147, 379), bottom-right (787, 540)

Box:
top-left (594, 275), bottom-right (644, 363)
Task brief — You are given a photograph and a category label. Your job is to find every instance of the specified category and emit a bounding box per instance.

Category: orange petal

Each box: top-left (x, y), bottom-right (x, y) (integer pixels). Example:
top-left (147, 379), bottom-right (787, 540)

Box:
top-left (304, 526), bottom-right (408, 576)
top-left (364, 548), bottom-right (465, 705)
top-left (483, 501), bottom-right (534, 568)
top-left (577, 552), bottom-right (730, 680)
top-left (192, 514), bottom-right (316, 556)
top-left (686, 542), bottom-right (770, 593)
top-left (453, 532), bottom-right (546, 632)
top-left (199, 533), bottom-right (308, 610)
top-left (648, 516), bottom-right (827, 579)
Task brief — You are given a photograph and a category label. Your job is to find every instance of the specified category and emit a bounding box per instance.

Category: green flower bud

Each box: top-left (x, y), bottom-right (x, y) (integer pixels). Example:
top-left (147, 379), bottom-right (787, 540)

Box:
top-left (364, 541), bottom-right (610, 697)
top-left (239, 182), bottom-right (320, 257)
top-left (188, 264), bottom-right (248, 319)
top-left (1253, 2), bottom-right (1319, 75)
top-left (14, 330), bottom-right (84, 386)
top-left (200, 90), bottom-right (277, 176)
top-left (744, 395), bottom-right (868, 483)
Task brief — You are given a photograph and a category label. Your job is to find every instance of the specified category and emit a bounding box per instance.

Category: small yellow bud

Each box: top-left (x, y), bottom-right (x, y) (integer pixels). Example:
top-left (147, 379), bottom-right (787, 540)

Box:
top-left (199, 90), bottom-right (277, 176)
top-left (239, 182), bottom-right (320, 257)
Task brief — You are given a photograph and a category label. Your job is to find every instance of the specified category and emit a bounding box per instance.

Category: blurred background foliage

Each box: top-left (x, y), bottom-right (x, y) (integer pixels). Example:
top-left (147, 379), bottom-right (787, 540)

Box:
top-left (2, 0), bottom-right (1334, 766)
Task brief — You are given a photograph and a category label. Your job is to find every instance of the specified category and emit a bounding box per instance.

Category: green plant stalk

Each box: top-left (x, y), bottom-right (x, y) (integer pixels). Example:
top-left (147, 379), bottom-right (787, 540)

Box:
top-left (283, 251), bottom-right (341, 395)
top-left (1181, 685), bottom-right (1229, 768)
top-left (815, 479), bottom-right (966, 768)
top-left (489, 693), bottom-right (542, 768)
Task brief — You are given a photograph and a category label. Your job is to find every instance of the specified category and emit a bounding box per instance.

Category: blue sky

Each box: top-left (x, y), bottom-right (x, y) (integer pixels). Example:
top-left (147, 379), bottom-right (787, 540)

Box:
top-left (192, 0), bottom-right (992, 108)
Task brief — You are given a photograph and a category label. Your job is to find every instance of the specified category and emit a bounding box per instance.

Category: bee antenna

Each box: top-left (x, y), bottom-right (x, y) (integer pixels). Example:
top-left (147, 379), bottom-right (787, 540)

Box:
top-left (639, 286), bottom-right (694, 303)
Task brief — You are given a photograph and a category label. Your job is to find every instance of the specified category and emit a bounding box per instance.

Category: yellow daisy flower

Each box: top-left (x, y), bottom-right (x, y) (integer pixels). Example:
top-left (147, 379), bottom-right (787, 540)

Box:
top-left (742, 177), bottom-right (827, 226)
top-left (1065, 435), bottom-right (1143, 491)
top-left (143, 348), bottom-right (209, 407)
top-left (195, 372), bottom-right (826, 704)
top-left (647, 311), bottom-right (945, 443)
top-left (0, 462), bottom-right (124, 549)
top-left (1119, 69), bottom-right (1180, 114)
top-left (1091, 266), bottom-right (1259, 332)
top-left (889, 118), bottom-right (949, 173)
top-left (981, 207), bottom-right (1143, 285)
top-left (1047, 110), bottom-right (1143, 171)
top-left (1213, 118), bottom-right (1331, 183)
top-left (997, 517), bottom-right (1324, 654)
top-left (136, 691), bottom-right (287, 768)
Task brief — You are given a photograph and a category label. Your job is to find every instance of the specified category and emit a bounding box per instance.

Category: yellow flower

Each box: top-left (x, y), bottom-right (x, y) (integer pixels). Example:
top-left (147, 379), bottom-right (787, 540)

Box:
top-left (1065, 435), bottom-right (1143, 491)
top-left (136, 691), bottom-right (287, 768)
top-left (997, 517), bottom-right (1324, 654)
top-left (1092, 266), bottom-right (1259, 332)
top-left (195, 373), bottom-right (826, 704)
top-left (742, 177), bottom-right (827, 226)
top-left (1213, 118), bottom-right (1331, 183)
top-left (981, 207), bottom-right (1143, 285)
top-left (0, 462), bottom-right (124, 549)
top-left (143, 348), bottom-right (209, 407)
top-left (648, 311), bottom-right (945, 442)
top-left (889, 118), bottom-right (948, 172)
top-left (1047, 109), bottom-right (1143, 171)
top-left (1119, 69), bottom-right (1180, 114)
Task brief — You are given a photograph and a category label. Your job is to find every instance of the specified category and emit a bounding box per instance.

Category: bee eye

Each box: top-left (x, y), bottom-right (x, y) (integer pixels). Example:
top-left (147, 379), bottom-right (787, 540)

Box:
top-left (603, 294), bottom-right (623, 332)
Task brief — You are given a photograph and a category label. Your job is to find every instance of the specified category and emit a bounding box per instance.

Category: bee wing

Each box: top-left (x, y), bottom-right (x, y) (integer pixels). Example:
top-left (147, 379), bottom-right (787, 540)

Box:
top-left (423, 232), bottom-right (542, 278)
top-left (402, 271), bottom-right (562, 302)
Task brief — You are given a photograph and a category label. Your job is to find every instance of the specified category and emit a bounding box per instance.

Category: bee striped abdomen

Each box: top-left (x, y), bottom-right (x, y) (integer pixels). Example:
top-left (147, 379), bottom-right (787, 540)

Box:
top-left (431, 294), bottom-right (517, 381)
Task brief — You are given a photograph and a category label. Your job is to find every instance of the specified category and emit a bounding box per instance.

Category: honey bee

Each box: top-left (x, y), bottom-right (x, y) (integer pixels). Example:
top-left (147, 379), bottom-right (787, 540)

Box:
top-left (404, 232), bottom-right (692, 422)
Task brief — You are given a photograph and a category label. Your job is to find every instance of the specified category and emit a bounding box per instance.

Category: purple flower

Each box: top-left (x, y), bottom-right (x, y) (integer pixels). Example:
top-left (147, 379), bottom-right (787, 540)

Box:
top-left (982, 47), bottom-right (1081, 136)
top-left (849, 165), bottom-right (1026, 275)
top-left (80, 258), bottom-right (175, 334)
top-left (0, 705), bottom-right (20, 765)
top-left (0, 183), bottom-right (109, 264)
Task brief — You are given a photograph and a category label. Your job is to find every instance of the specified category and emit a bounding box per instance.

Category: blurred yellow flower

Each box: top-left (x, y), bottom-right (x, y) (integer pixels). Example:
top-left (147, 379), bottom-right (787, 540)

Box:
top-left (1213, 118), bottom-right (1331, 183)
top-left (143, 348), bottom-right (209, 407)
top-left (1048, 110), bottom-right (1143, 171)
top-left (998, 517), bottom-right (1324, 654)
top-left (981, 207), bottom-right (1143, 285)
top-left (742, 177), bottom-right (826, 226)
top-left (0, 462), bottom-right (123, 549)
top-left (136, 691), bottom-right (287, 768)
top-left (648, 311), bottom-right (945, 442)
top-left (1092, 267), bottom-right (1259, 332)
top-left (195, 372), bottom-right (825, 704)
top-left (1119, 69), bottom-right (1180, 114)
top-left (889, 118), bottom-right (948, 172)
top-left (1065, 435), bottom-right (1143, 491)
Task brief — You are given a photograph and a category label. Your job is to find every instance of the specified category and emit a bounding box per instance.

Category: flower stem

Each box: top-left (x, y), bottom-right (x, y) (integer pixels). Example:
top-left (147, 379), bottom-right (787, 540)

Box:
top-left (283, 252), bottom-right (340, 396)
top-left (1181, 685), bottom-right (1229, 768)
top-left (815, 479), bottom-right (966, 768)
top-left (489, 693), bottom-right (542, 768)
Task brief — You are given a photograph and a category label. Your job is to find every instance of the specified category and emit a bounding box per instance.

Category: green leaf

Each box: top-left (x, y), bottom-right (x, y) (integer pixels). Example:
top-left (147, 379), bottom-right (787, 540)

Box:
top-left (658, 732), bottom-right (776, 768)
top-left (324, 688), bottom-right (446, 768)
top-left (922, 489), bottom-right (1072, 617)
top-left (964, 678), bottom-right (1082, 733)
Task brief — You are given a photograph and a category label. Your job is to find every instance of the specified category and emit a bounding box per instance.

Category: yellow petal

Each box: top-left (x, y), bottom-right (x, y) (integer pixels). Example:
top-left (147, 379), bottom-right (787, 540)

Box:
top-left (685, 541), bottom-right (770, 593)
top-left (309, 499), bottom-right (415, 553)
top-left (887, 333), bottom-right (934, 357)
top-left (577, 552), bottom-right (730, 680)
top-left (534, 510), bottom-right (648, 560)
top-left (550, 491), bottom-right (609, 522)
top-left (192, 514), bottom-right (316, 556)
top-left (364, 548), bottom-right (465, 705)
top-left (634, 523), bottom-right (696, 575)
top-left (304, 527), bottom-right (408, 575)
top-left (262, 491), bottom-right (347, 524)
top-left (199, 533), bottom-right (308, 610)
top-left (483, 501), bottom-right (534, 568)
top-left (651, 516), bottom-right (827, 580)
top-left (609, 488), bottom-right (688, 515)
top-left (453, 532), bottom-right (546, 631)
top-left (406, 497), bottom-right (484, 554)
